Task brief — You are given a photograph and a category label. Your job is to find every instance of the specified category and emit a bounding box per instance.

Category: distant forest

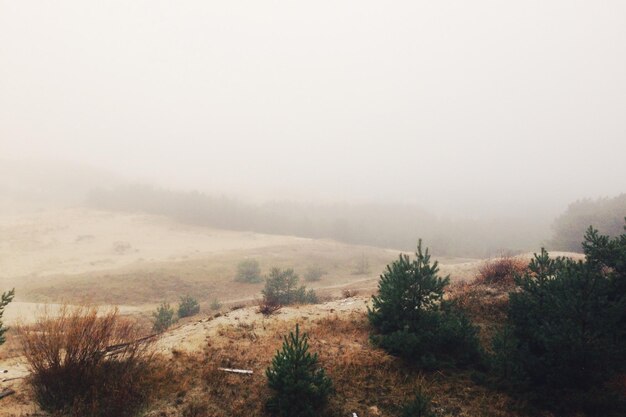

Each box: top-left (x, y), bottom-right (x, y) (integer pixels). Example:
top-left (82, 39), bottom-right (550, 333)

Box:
top-left (550, 194), bottom-right (626, 251)
top-left (87, 185), bottom-right (549, 258)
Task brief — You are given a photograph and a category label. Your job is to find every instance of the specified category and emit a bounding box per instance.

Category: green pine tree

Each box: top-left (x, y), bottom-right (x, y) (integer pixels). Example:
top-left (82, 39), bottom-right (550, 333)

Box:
top-left (368, 240), bottom-right (480, 368)
top-left (235, 259), bottom-right (262, 283)
top-left (152, 302), bottom-right (176, 333)
top-left (262, 268), bottom-right (317, 306)
top-left (493, 220), bottom-right (626, 413)
top-left (266, 324), bottom-right (333, 417)
top-left (0, 289), bottom-right (15, 346)
top-left (177, 295), bottom-right (200, 318)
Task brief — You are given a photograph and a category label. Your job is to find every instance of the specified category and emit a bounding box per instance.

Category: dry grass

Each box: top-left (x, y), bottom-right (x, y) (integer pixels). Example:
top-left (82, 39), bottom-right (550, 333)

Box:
top-left (20, 242), bottom-right (396, 306)
top-left (443, 257), bottom-right (528, 346)
top-left (476, 256), bottom-right (528, 287)
top-left (146, 312), bottom-right (531, 417)
top-left (342, 288), bottom-right (359, 298)
top-left (17, 306), bottom-right (166, 417)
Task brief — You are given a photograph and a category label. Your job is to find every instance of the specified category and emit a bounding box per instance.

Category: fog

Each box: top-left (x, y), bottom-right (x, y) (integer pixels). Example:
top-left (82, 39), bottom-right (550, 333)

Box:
top-left (2, 1), bottom-right (625, 219)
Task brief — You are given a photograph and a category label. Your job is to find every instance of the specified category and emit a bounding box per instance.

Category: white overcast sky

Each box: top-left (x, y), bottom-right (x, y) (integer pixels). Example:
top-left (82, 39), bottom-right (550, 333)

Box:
top-left (1, 1), bottom-right (625, 216)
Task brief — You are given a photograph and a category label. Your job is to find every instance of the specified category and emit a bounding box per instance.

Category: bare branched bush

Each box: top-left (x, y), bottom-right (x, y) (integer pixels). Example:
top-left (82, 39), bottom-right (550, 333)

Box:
top-left (18, 306), bottom-right (158, 417)
top-left (258, 302), bottom-right (282, 316)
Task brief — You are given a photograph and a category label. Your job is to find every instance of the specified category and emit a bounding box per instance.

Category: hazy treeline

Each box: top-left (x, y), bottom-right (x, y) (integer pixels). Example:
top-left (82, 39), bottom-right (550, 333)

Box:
top-left (87, 185), bottom-right (548, 257)
top-left (0, 159), bottom-right (123, 212)
top-left (550, 194), bottom-right (626, 251)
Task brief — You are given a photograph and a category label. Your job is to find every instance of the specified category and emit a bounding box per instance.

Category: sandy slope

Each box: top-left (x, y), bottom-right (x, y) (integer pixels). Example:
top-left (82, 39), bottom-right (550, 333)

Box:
top-left (0, 297), bottom-right (370, 416)
top-left (155, 296), bottom-right (370, 355)
top-left (0, 208), bottom-right (301, 286)
top-left (0, 208), bottom-right (583, 313)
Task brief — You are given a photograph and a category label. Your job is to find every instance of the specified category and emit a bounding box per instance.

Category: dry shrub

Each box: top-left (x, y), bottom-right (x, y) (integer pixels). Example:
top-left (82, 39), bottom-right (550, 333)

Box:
top-left (445, 256), bottom-right (527, 344)
top-left (18, 305), bottom-right (160, 417)
top-left (477, 256), bottom-right (528, 287)
top-left (447, 281), bottom-right (510, 347)
top-left (258, 302), bottom-right (281, 316)
top-left (342, 289), bottom-right (358, 298)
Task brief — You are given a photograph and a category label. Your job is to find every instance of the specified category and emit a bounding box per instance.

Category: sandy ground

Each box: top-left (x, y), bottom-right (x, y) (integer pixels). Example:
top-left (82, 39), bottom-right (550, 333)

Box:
top-left (0, 208), bottom-right (302, 286)
top-left (155, 296), bottom-right (371, 355)
top-left (0, 208), bottom-right (489, 309)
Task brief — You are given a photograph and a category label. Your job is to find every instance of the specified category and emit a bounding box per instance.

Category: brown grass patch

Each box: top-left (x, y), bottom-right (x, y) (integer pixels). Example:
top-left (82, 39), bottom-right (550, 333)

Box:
top-left (149, 311), bottom-right (527, 417)
top-left (445, 257), bottom-right (528, 346)
top-left (477, 256), bottom-right (528, 287)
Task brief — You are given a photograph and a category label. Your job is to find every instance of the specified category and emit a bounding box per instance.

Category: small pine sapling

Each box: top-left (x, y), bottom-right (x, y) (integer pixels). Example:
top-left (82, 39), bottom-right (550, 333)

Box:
top-left (152, 302), bottom-right (176, 333)
top-left (266, 324), bottom-right (333, 417)
top-left (177, 295), bottom-right (200, 318)
top-left (0, 289), bottom-right (15, 346)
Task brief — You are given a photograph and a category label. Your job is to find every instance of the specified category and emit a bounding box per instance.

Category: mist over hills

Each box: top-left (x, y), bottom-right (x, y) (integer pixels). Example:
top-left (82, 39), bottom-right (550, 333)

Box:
top-left (3, 160), bottom-right (623, 258)
top-left (0, 159), bottom-right (123, 212)
top-left (86, 183), bottom-right (550, 257)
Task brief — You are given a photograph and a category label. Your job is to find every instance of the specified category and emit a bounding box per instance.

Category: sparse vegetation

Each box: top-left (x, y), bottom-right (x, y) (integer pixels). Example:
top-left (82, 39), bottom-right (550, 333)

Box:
top-left (18, 306), bottom-right (158, 417)
top-left (112, 240), bottom-right (132, 255)
top-left (266, 324), bottom-right (333, 417)
top-left (177, 295), bottom-right (200, 318)
top-left (262, 268), bottom-right (317, 307)
top-left (368, 240), bottom-right (481, 368)
top-left (304, 265), bottom-right (326, 282)
top-left (492, 222), bottom-right (626, 414)
top-left (152, 302), bottom-right (176, 332)
top-left (210, 298), bottom-right (223, 310)
top-left (235, 259), bottom-right (262, 283)
top-left (342, 288), bottom-right (358, 298)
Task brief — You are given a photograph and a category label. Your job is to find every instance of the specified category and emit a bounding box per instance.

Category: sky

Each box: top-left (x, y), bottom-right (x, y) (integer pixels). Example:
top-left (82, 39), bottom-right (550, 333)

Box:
top-left (1, 1), bottom-right (625, 217)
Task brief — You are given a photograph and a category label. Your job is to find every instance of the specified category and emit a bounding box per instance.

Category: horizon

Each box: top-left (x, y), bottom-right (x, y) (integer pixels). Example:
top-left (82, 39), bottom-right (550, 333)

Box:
top-left (2, 1), bottom-right (625, 219)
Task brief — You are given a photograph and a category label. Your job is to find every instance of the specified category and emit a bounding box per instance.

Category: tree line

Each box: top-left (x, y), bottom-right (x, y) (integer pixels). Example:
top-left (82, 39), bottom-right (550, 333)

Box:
top-left (87, 184), bottom-right (547, 257)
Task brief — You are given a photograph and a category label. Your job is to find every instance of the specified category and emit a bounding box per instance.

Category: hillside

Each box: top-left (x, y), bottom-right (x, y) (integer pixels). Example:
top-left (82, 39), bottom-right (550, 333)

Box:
top-left (0, 297), bottom-right (525, 417)
top-left (0, 208), bottom-right (589, 417)
top-left (0, 208), bottom-right (484, 312)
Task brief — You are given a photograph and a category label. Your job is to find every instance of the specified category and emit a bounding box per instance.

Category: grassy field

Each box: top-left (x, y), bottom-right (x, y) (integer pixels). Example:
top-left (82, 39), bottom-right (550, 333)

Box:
top-left (1, 208), bottom-right (481, 312)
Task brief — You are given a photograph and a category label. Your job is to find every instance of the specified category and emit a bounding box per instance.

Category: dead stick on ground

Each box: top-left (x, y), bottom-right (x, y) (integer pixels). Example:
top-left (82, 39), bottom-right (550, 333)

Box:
top-left (218, 367), bottom-right (253, 375)
top-left (2, 377), bottom-right (25, 383)
top-left (0, 389), bottom-right (16, 400)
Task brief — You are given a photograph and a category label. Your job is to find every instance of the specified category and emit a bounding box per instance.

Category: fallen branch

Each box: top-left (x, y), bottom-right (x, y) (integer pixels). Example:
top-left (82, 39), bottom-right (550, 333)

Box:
top-left (2, 376), bottom-right (25, 383)
top-left (0, 388), bottom-right (15, 400)
top-left (104, 333), bottom-right (159, 355)
top-left (218, 367), bottom-right (253, 375)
